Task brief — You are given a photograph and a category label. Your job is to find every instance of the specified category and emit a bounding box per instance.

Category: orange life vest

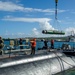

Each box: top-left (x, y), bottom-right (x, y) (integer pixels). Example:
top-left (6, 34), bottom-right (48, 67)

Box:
top-left (51, 40), bottom-right (54, 44)
top-left (32, 41), bottom-right (36, 47)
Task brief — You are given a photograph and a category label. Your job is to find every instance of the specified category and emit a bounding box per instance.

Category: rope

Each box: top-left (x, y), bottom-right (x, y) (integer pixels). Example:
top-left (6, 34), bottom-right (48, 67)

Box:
top-left (56, 55), bottom-right (65, 75)
top-left (55, 2), bottom-right (57, 20)
top-left (54, 0), bottom-right (62, 31)
top-left (53, 51), bottom-right (75, 67)
top-left (54, 0), bottom-right (59, 30)
top-left (52, 51), bottom-right (75, 75)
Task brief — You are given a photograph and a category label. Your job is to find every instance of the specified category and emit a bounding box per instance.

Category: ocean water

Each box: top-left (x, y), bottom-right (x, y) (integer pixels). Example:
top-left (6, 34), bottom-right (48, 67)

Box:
top-left (3, 40), bottom-right (75, 50)
top-left (37, 41), bottom-right (75, 49)
top-left (55, 68), bottom-right (75, 75)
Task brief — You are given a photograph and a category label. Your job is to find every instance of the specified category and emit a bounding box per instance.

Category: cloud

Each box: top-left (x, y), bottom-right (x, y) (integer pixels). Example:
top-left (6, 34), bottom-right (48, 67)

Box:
top-left (65, 27), bottom-right (75, 35)
top-left (0, 1), bottom-right (25, 12)
top-left (3, 17), bottom-right (75, 37)
top-left (39, 20), bottom-right (54, 30)
top-left (0, 1), bottom-right (67, 13)
top-left (3, 27), bottom-right (75, 38)
top-left (17, 32), bottom-right (25, 36)
top-left (32, 28), bottom-right (40, 36)
top-left (57, 9), bottom-right (68, 13)
top-left (3, 17), bottom-right (50, 22)
top-left (3, 32), bottom-right (26, 38)
top-left (2, 17), bottom-right (55, 37)
top-left (3, 17), bottom-right (54, 30)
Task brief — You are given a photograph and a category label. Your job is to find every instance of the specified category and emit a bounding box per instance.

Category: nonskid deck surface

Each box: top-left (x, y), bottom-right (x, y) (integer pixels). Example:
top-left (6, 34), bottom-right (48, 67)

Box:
top-left (0, 48), bottom-right (75, 59)
top-left (0, 49), bottom-right (62, 61)
top-left (0, 49), bottom-right (57, 59)
top-left (0, 50), bottom-right (64, 68)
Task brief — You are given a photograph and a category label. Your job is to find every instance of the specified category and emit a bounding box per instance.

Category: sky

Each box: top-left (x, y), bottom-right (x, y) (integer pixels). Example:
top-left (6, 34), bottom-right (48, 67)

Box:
top-left (0, 0), bottom-right (75, 38)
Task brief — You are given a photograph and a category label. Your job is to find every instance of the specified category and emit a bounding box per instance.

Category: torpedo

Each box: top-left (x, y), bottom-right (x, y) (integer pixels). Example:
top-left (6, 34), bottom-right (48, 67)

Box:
top-left (42, 30), bottom-right (65, 35)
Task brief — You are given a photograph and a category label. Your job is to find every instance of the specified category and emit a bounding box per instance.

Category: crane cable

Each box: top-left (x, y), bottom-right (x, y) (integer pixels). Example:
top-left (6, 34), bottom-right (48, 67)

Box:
top-left (55, 0), bottom-right (62, 32)
top-left (54, 0), bottom-right (60, 30)
top-left (55, 0), bottom-right (58, 20)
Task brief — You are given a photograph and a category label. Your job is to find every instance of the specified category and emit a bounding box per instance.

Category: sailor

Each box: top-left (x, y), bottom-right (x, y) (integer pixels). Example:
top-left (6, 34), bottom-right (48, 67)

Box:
top-left (0, 37), bottom-right (4, 55)
top-left (51, 39), bottom-right (54, 49)
top-left (44, 39), bottom-right (48, 49)
top-left (15, 38), bottom-right (18, 46)
top-left (19, 38), bottom-right (23, 49)
top-left (30, 38), bottom-right (36, 55)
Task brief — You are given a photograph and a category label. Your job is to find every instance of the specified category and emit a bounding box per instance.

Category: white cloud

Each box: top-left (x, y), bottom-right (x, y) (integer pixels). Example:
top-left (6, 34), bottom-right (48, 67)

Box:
top-left (3, 17), bottom-right (55, 30)
top-left (57, 9), bottom-right (68, 13)
top-left (2, 17), bottom-right (55, 37)
top-left (32, 28), bottom-right (39, 36)
top-left (3, 27), bottom-right (75, 38)
top-left (3, 17), bottom-right (75, 37)
top-left (39, 20), bottom-right (54, 30)
top-left (33, 8), bottom-right (54, 13)
top-left (0, 1), bottom-right (25, 12)
top-left (3, 17), bottom-right (50, 22)
top-left (17, 32), bottom-right (25, 35)
top-left (65, 27), bottom-right (75, 35)
top-left (0, 1), bottom-right (67, 13)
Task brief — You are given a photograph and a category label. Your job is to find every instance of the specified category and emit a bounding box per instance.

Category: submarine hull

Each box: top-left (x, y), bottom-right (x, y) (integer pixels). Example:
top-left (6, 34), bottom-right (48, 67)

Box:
top-left (0, 52), bottom-right (75, 75)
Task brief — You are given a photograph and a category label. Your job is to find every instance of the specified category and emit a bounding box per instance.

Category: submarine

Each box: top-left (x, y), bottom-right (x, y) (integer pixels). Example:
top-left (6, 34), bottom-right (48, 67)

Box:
top-left (0, 50), bottom-right (75, 75)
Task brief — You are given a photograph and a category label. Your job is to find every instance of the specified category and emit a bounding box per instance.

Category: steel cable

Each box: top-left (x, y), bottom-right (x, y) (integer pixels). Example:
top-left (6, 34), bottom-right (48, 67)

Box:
top-left (53, 51), bottom-right (75, 67)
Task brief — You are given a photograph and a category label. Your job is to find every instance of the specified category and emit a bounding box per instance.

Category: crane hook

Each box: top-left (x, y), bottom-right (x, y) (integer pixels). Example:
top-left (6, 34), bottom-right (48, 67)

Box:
top-left (55, 0), bottom-right (58, 3)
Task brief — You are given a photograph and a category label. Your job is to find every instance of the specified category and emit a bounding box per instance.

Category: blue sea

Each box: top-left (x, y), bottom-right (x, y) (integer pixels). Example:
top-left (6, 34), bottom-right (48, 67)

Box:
top-left (3, 40), bottom-right (75, 50)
